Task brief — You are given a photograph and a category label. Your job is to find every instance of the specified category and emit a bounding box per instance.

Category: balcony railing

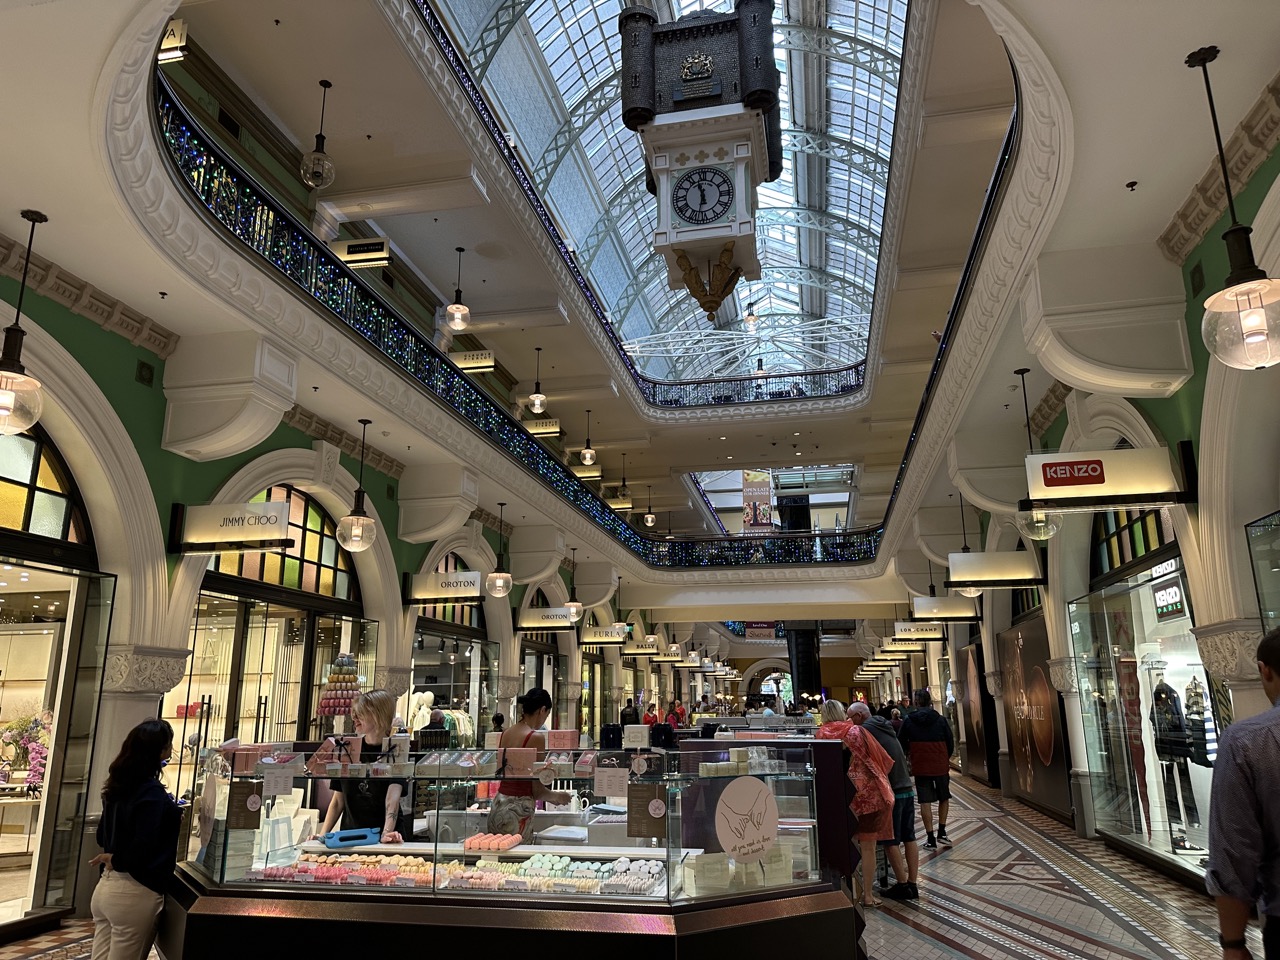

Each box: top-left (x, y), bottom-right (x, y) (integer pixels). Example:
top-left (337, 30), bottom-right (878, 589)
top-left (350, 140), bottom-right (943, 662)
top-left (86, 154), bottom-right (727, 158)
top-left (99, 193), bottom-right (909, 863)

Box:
top-left (152, 72), bottom-right (882, 568)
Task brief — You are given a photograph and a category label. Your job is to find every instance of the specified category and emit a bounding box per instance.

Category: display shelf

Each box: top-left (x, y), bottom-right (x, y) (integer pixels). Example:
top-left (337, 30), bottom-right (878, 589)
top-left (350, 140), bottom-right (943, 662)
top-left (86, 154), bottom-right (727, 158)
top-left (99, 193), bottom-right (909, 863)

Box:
top-left (296, 840), bottom-right (686, 860)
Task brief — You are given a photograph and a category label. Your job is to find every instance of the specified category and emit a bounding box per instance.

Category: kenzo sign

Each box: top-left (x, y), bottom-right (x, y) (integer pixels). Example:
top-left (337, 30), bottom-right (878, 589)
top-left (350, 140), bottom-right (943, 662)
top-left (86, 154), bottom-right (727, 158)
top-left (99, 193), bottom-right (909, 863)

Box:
top-left (1042, 459), bottom-right (1105, 487)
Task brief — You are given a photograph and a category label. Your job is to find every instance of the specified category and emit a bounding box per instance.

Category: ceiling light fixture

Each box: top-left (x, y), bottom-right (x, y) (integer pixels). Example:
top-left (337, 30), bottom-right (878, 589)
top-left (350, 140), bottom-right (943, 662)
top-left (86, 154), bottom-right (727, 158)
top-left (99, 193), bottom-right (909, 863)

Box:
top-left (619, 452), bottom-right (631, 500)
top-left (446, 247), bottom-right (471, 331)
top-left (665, 513), bottom-right (676, 540)
top-left (953, 492), bottom-right (983, 598)
top-left (613, 579), bottom-right (627, 630)
top-left (744, 301), bottom-right (758, 333)
top-left (1187, 46), bottom-right (1280, 370)
top-left (565, 547), bottom-right (583, 623)
top-left (528, 346), bottom-right (547, 413)
top-left (755, 356), bottom-right (766, 378)
top-left (485, 502), bottom-right (513, 598)
top-left (336, 418), bottom-right (376, 552)
top-left (580, 409), bottom-right (596, 465)
top-left (643, 485), bottom-right (656, 527)
top-left (0, 210), bottom-right (47, 435)
top-left (1013, 368), bottom-right (1063, 540)
top-left (300, 80), bottom-right (336, 190)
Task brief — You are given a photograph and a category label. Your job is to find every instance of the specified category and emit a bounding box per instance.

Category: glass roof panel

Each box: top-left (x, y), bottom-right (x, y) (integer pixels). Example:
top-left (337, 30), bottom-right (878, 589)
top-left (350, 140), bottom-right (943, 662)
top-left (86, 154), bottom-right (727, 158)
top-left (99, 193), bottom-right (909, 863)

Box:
top-left (482, 0), bottom-right (907, 385)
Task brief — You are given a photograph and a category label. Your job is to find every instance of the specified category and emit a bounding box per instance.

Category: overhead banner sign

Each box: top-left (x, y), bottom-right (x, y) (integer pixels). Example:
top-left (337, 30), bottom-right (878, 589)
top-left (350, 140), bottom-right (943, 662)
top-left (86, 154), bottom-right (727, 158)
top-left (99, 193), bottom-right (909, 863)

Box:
top-left (745, 621), bottom-right (776, 640)
top-left (894, 621), bottom-right (944, 639)
top-left (580, 625), bottom-right (628, 645)
top-left (911, 595), bottom-right (980, 622)
top-left (945, 550), bottom-right (1045, 588)
top-left (170, 502), bottom-right (292, 553)
top-left (517, 607), bottom-right (577, 631)
top-left (742, 469), bottom-right (772, 535)
top-left (1025, 447), bottom-right (1182, 507)
top-left (407, 571), bottom-right (482, 603)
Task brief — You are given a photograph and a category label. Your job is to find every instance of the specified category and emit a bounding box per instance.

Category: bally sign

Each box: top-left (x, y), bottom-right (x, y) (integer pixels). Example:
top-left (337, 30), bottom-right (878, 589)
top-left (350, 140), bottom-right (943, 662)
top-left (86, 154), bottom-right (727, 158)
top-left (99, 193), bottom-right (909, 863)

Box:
top-left (172, 502), bottom-right (292, 553)
top-left (408, 571), bottom-right (482, 602)
top-left (1025, 447), bottom-right (1181, 505)
top-left (517, 608), bottom-right (576, 631)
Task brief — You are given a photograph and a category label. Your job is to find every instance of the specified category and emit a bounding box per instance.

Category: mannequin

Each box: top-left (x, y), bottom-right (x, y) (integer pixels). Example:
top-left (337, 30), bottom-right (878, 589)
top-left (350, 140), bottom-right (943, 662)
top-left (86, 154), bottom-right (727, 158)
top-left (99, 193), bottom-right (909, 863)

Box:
top-left (1184, 677), bottom-right (1216, 768)
top-left (1149, 672), bottom-right (1200, 836)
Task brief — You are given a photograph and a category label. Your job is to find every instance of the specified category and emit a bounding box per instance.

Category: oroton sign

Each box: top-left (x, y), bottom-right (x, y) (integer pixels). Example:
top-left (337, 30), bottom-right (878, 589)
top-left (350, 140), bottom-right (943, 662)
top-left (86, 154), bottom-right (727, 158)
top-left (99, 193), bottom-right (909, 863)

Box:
top-left (1041, 459), bottom-right (1105, 487)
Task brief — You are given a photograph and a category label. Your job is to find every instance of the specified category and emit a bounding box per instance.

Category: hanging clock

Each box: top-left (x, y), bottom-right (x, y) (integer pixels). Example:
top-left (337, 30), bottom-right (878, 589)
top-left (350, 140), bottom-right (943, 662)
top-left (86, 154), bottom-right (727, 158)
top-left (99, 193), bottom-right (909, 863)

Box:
top-left (671, 166), bottom-right (734, 225)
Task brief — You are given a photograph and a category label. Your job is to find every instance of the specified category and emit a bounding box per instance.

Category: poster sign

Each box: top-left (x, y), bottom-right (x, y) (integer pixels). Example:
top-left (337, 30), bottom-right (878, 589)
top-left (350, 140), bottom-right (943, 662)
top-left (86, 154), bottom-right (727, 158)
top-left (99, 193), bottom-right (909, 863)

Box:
top-left (998, 617), bottom-right (1070, 820)
top-left (713, 776), bottom-right (778, 863)
top-left (745, 621), bottom-right (776, 640)
top-left (627, 782), bottom-right (667, 839)
top-left (517, 607), bottom-right (576, 631)
top-left (226, 779), bottom-right (263, 830)
top-left (408, 570), bottom-right (482, 602)
top-left (742, 469), bottom-right (773, 534)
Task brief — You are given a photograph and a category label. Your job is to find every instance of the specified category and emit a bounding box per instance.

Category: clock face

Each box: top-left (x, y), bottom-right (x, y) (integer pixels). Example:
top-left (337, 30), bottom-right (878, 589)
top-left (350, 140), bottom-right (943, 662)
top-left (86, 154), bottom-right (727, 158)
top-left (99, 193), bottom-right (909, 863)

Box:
top-left (671, 166), bottom-right (734, 225)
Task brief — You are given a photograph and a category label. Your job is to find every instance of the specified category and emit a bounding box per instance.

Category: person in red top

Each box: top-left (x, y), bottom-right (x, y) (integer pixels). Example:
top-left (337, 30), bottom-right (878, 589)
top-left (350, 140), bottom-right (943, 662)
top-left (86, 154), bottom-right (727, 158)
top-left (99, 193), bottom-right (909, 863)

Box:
top-left (674, 699), bottom-right (687, 726)
top-left (666, 701), bottom-right (680, 728)
top-left (897, 688), bottom-right (955, 849)
top-left (487, 687), bottom-right (572, 839)
top-left (642, 703), bottom-right (659, 726)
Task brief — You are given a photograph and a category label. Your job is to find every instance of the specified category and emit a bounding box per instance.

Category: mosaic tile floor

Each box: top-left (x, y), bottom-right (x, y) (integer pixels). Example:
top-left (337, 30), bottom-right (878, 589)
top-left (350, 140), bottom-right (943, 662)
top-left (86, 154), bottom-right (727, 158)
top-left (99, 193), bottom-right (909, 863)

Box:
top-left (865, 777), bottom-right (1264, 960)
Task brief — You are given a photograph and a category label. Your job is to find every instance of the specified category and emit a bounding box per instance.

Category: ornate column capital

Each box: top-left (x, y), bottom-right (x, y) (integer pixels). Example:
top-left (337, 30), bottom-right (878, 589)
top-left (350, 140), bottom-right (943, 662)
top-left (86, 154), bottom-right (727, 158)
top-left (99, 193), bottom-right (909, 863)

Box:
top-left (1192, 618), bottom-right (1265, 682)
top-left (102, 645), bottom-right (190, 695)
top-left (984, 669), bottom-right (1004, 698)
top-left (374, 665), bottom-right (412, 697)
top-left (496, 675), bottom-right (522, 700)
top-left (1047, 656), bottom-right (1080, 695)
top-left (560, 680), bottom-right (584, 700)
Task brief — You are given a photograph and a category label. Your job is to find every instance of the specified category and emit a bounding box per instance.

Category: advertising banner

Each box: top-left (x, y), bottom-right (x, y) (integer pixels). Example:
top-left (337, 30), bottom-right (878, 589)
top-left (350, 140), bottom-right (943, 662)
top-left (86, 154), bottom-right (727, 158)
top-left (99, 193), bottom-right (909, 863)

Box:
top-left (742, 469), bottom-right (773, 534)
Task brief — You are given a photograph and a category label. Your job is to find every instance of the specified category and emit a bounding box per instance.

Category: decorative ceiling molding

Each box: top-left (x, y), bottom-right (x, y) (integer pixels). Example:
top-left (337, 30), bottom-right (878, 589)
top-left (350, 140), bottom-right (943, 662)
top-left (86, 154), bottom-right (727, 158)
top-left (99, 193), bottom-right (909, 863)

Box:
top-left (1158, 68), bottom-right (1280, 264)
top-left (1028, 379), bottom-right (1071, 439)
top-left (282, 404), bottom-right (405, 479)
top-left (0, 228), bottom-right (179, 359)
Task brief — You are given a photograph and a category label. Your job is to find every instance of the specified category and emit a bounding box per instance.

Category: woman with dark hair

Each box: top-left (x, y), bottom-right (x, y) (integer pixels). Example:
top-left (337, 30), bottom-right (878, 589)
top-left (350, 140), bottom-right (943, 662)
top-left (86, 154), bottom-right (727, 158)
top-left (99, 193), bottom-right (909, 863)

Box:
top-left (491, 712), bottom-right (505, 734)
top-left (487, 688), bottom-right (572, 839)
top-left (89, 718), bottom-right (181, 960)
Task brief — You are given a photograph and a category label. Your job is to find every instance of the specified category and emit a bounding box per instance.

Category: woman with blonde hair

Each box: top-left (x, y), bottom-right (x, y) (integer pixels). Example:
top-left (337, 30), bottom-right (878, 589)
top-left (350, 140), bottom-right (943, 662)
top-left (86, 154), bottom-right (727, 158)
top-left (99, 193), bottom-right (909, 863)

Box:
top-left (816, 698), bottom-right (895, 908)
top-left (316, 689), bottom-right (406, 842)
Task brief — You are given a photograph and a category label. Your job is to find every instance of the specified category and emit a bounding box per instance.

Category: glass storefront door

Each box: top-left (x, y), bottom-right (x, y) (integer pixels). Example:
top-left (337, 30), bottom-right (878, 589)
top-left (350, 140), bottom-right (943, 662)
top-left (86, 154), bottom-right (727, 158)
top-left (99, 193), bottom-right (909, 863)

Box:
top-left (1069, 553), bottom-right (1214, 873)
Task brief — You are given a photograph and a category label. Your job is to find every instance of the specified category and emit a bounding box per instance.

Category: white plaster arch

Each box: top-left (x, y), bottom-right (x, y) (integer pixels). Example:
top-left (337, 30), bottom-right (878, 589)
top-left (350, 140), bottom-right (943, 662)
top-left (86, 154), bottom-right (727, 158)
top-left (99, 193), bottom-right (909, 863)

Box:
top-left (1195, 169), bottom-right (1280, 625)
top-left (738, 658), bottom-right (791, 692)
top-left (21, 320), bottom-right (170, 656)
top-left (165, 446), bottom-right (405, 672)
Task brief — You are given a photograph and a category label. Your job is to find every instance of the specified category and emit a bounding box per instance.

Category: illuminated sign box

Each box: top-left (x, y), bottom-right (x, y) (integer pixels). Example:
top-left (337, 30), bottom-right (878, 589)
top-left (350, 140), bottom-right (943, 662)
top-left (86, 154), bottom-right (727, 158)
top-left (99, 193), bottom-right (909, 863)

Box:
top-left (405, 570), bottom-right (482, 604)
top-left (526, 418), bottom-right (560, 437)
top-left (911, 595), bottom-right (980, 622)
top-left (452, 350), bottom-right (496, 372)
top-left (571, 464), bottom-right (603, 480)
top-left (894, 621), bottom-right (944, 639)
top-left (945, 550), bottom-right (1045, 589)
top-left (170, 502), bottom-right (293, 553)
top-left (580, 626), bottom-right (627, 646)
top-left (1023, 444), bottom-right (1192, 511)
top-left (516, 608), bottom-right (576, 631)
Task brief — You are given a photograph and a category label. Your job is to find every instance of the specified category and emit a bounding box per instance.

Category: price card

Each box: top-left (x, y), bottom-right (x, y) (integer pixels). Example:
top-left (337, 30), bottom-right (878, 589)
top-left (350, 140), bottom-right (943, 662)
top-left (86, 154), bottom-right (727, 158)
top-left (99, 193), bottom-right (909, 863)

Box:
top-left (627, 782), bottom-right (667, 839)
top-left (226, 780), bottom-right (263, 830)
top-left (594, 766), bottom-right (628, 798)
top-left (393, 875), bottom-right (417, 887)
top-left (293, 872), bottom-right (314, 883)
top-left (243, 868), bottom-right (264, 881)
top-left (552, 881), bottom-right (578, 893)
top-left (344, 874), bottom-right (367, 885)
top-left (504, 877), bottom-right (530, 890)
top-left (261, 766), bottom-right (294, 798)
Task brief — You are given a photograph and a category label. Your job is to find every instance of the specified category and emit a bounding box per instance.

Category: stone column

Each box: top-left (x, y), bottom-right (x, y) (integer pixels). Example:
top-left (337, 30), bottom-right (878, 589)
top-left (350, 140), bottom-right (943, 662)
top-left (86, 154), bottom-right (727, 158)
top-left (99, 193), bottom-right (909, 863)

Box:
top-left (496, 674), bottom-right (522, 724)
top-left (1194, 618), bottom-right (1269, 722)
top-left (1048, 656), bottom-right (1095, 837)
top-left (985, 668), bottom-right (1014, 795)
top-left (94, 645), bottom-right (192, 796)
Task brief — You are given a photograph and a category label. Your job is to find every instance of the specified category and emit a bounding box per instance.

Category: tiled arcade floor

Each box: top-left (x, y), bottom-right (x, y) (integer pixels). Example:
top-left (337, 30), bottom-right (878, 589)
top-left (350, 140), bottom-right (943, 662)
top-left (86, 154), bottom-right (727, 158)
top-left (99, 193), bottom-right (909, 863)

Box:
top-left (0, 781), bottom-right (1260, 960)
top-left (865, 777), bottom-right (1262, 960)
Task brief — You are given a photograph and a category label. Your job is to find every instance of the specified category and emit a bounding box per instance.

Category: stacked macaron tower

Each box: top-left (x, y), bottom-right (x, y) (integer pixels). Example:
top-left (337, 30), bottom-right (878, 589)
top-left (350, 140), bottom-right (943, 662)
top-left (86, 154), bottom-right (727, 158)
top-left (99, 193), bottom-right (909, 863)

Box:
top-left (317, 654), bottom-right (361, 717)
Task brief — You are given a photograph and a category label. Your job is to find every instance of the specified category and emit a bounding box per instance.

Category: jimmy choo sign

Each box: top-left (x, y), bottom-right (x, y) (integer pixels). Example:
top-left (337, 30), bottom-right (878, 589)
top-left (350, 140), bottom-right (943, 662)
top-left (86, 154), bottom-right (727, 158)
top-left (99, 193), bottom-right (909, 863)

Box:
top-left (517, 608), bottom-right (576, 631)
top-left (174, 502), bottom-right (292, 552)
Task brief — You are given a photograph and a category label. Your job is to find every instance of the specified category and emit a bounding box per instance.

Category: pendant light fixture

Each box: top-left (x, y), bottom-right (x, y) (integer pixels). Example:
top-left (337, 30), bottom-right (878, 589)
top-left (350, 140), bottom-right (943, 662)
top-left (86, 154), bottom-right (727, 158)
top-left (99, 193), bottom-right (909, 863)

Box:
top-left (0, 210), bottom-right (48, 436)
top-left (1187, 46), bottom-right (1280, 370)
top-left (1012, 368), bottom-right (1063, 540)
top-left (612, 578), bottom-right (627, 630)
top-left (528, 346), bottom-right (547, 413)
top-left (485, 502), bottom-right (513, 598)
top-left (953, 492), bottom-right (983, 598)
top-left (755, 356), bottom-right (766, 378)
top-left (643, 485), bottom-right (656, 527)
top-left (580, 409), bottom-right (596, 465)
top-left (913, 559), bottom-right (980, 622)
top-left (744, 301), bottom-right (758, 333)
top-left (564, 546), bottom-right (583, 623)
top-left (300, 80), bottom-right (336, 190)
top-left (446, 247), bottom-right (470, 331)
top-left (619, 452), bottom-right (631, 499)
top-left (665, 512), bottom-right (676, 540)
top-left (336, 418), bottom-right (377, 552)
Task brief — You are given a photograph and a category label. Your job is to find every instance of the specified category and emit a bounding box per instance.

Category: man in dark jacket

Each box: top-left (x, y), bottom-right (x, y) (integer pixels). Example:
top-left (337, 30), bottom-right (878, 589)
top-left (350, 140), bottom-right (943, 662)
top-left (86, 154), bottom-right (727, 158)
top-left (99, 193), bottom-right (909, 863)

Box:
top-left (619, 698), bottom-right (640, 726)
top-left (849, 702), bottom-right (920, 900)
top-left (898, 689), bottom-right (955, 849)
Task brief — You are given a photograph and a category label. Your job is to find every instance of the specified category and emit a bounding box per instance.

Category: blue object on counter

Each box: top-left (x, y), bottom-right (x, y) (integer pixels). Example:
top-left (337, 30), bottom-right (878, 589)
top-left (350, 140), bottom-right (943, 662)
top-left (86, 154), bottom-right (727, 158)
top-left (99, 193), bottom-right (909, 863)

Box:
top-left (323, 827), bottom-right (383, 848)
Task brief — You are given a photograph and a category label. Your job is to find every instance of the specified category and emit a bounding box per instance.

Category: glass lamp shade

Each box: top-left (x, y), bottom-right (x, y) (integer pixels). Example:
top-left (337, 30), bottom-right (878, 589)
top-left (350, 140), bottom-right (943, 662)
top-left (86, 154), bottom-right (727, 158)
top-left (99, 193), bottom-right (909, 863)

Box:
top-left (619, 483), bottom-right (631, 499)
top-left (446, 300), bottom-right (470, 332)
top-left (485, 570), bottom-right (513, 598)
top-left (1015, 508), bottom-right (1064, 541)
top-left (580, 446), bottom-right (596, 466)
top-left (955, 586), bottom-right (984, 598)
top-left (643, 512), bottom-right (656, 527)
top-left (301, 149), bottom-right (336, 190)
top-left (529, 390), bottom-right (547, 414)
top-left (564, 599), bottom-right (584, 623)
top-left (645, 634), bottom-right (660, 645)
top-left (1203, 278), bottom-right (1280, 369)
top-left (336, 511), bottom-right (376, 552)
top-left (0, 372), bottom-right (42, 436)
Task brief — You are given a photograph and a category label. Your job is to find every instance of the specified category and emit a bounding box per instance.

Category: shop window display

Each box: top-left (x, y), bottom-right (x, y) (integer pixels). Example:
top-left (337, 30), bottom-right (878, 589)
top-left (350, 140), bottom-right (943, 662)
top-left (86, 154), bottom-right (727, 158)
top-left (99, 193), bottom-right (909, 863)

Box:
top-left (1245, 509), bottom-right (1280, 632)
top-left (1069, 553), bottom-right (1215, 871)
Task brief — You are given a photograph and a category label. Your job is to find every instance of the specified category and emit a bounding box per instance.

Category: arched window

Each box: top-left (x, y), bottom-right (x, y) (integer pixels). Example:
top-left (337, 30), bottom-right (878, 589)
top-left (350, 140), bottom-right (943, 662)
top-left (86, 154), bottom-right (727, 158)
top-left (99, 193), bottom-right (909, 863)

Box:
top-left (209, 485), bottom-right (357, 600)
top-left (420, 553), bottom-right (484, 630)
top-left (1089, 508), bottom-right (1174, 582)
top-left (0, 427), bottom-right (92, 545)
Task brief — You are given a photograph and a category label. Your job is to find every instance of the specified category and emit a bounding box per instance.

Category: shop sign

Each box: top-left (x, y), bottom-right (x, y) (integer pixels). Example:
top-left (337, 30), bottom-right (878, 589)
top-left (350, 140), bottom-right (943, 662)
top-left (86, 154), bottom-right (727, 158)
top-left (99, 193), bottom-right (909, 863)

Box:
top-left (1025, 447), bottom-right (1179, 503)
top-left (1151, 574), bottom-right (1187, 622)
top-left (408, 570), bottom-right (482, 602)
top-left (894, 621), bottom-right (944, 639)
top-left (744, 621), bottom-right (775, 640)
top-left (580, 625), bottom-right (628, 644)
top-left (517, 607), bottom-right (577, 631)
top-left (171, 501), bottom-right (293, 553)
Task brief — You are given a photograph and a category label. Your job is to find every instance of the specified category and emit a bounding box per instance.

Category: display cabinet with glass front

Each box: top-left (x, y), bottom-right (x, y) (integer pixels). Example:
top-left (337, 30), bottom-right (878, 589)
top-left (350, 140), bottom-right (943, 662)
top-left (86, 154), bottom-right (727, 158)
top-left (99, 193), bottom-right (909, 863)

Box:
top-left (1246, 510), bottom-right (1280, 632)
top-left (183, 741), bottom-right (822, 903)
top-left (1068, 552), bottom-right (1215, 874)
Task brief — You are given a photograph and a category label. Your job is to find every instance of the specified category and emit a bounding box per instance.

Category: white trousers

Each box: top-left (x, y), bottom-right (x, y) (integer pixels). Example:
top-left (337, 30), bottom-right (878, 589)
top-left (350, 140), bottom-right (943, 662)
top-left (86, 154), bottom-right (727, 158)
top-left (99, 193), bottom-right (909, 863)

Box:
top-left (90, 870), bottom-right (163, 960)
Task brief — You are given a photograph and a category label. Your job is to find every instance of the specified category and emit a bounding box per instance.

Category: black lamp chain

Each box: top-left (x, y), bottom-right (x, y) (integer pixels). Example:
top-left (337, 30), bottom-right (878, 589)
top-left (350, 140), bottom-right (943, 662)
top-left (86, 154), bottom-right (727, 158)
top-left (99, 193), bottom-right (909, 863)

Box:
top-left (318, 80), bottom-right (330, 137)
top-left (356, 418), bottom-right (370, 490)
top-left (958, 491), bottom-right (970, 551)
top-left (1015, 368), bottom-right (1036, 452)
top-left (1189, 50), bottom-right (1241, 226)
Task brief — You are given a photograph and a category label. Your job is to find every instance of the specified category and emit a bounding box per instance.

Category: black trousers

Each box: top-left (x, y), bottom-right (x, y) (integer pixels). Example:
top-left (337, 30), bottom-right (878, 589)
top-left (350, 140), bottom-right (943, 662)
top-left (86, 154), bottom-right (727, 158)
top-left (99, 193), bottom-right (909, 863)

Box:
top-left (1160, 757), bottom-right (1200, 827)
top-left (1265, 915), bottom-right (1278, 960)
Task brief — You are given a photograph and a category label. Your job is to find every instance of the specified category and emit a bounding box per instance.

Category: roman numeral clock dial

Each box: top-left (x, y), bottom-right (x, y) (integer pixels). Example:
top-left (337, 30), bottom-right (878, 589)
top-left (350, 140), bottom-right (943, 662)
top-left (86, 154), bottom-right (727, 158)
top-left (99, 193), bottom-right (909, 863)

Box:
top-left (671, 166), bottom-right (734, 225)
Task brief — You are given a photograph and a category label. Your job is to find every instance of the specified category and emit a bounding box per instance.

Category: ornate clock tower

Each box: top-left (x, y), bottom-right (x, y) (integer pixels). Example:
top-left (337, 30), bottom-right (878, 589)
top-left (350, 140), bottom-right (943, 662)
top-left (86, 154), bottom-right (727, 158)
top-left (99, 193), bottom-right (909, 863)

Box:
top-left (618, 2), bottom-right (782, 320)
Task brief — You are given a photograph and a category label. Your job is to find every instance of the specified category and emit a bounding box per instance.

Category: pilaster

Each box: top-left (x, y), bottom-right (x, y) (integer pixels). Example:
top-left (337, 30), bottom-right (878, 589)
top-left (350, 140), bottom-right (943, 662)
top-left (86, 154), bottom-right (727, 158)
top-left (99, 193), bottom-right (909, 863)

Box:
top-left (375, 665), bottom-right (412, 698)
top-left (1193, 618), bottom-right (1269, 721)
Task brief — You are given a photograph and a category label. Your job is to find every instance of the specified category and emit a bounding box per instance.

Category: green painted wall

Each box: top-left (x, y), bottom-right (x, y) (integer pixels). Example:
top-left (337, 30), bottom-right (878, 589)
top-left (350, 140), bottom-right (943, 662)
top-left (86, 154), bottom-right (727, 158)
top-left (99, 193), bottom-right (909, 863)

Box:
top-left (1133, 143), bottom-right (1280, 457)
top-left (1041, 408), bottom-right (1068, 451)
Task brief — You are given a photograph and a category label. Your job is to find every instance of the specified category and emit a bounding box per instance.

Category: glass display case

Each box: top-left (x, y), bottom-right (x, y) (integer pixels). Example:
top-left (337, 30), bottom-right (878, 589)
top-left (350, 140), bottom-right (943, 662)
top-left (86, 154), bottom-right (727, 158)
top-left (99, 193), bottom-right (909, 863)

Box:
top-left (183, 741), bottom-right (821, 903)
top-left (1246, 509), bottom-right (1280, 632)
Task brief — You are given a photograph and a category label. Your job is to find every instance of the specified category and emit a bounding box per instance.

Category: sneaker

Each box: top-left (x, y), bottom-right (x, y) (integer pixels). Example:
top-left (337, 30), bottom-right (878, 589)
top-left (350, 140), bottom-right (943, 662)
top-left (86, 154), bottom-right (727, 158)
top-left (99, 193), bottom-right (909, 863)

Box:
top-left (936, 829), bottom-right (952, 846)
top-left (883, 882), bottom-right (919, 901)
top-left (922, 835), bottom-right (937, 850)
